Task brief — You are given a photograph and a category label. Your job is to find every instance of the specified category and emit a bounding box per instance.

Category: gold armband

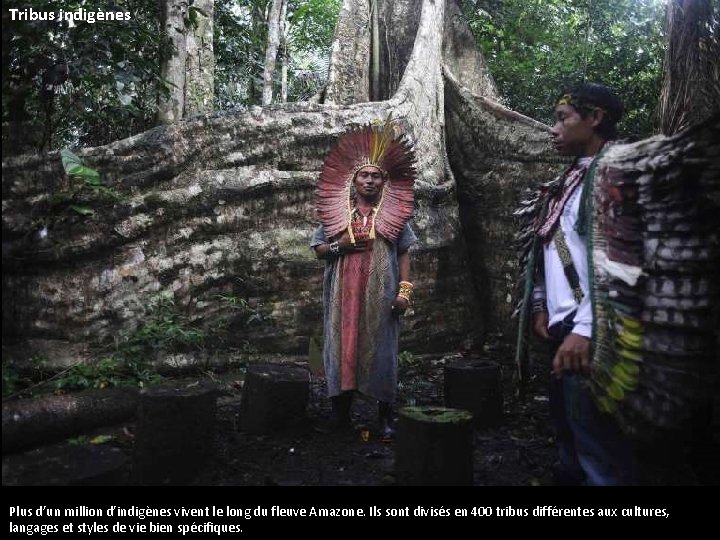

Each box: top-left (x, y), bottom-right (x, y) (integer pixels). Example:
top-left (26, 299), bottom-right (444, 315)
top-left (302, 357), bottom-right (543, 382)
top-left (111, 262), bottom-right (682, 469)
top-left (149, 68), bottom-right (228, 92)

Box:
top-left (398, 281), bottom-right (414, 302)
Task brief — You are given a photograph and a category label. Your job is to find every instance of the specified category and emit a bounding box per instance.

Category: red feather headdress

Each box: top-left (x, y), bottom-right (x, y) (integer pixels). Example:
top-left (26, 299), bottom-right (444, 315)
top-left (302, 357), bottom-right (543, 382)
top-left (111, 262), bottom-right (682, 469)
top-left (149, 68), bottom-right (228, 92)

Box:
top-left (315, 118), bottom-right (416, 243)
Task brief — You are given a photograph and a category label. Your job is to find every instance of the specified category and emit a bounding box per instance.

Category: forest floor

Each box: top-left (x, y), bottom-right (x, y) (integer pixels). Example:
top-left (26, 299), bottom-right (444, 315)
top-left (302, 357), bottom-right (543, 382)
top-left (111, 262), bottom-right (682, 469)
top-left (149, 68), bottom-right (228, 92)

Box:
top-left (194, 347), bottom-right (558, 487)
top-left (3, 340), bottom-right (717, 487)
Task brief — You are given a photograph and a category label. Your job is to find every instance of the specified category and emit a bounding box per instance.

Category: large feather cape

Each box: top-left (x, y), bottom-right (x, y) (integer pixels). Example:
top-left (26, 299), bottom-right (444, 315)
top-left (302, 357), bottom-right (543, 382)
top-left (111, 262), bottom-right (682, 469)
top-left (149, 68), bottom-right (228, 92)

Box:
top-left (587, 115), bottom-right (719, 439)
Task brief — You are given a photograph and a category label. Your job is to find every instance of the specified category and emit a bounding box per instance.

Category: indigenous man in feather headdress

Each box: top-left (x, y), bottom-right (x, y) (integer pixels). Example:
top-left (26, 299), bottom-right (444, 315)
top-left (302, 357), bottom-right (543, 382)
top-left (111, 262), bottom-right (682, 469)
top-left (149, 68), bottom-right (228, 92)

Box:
top-left (310, 119), bottom-right (417, 439)
top-left (515, 83), bottom-right (637, 485)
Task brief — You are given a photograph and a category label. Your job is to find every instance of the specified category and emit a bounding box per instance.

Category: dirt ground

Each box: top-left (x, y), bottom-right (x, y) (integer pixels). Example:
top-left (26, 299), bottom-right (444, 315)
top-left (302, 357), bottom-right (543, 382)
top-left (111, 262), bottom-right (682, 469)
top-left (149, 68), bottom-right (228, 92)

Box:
top-left (190, 346), bottom-right (717, 487)
top-left (193, 350), bottom-right (558, 487)
top-left (3, 342), bottom-right (716, 486)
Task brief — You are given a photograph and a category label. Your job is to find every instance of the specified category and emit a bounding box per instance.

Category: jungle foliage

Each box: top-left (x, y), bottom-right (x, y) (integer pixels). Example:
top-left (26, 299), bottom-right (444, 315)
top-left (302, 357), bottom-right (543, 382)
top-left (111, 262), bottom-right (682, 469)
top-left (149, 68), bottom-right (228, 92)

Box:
top-left (3, 0), bottom-right (340, 153)
top-left (461, 0), bottom-right (666, 138)
top-left (3, 0), bottom-right (666, 150)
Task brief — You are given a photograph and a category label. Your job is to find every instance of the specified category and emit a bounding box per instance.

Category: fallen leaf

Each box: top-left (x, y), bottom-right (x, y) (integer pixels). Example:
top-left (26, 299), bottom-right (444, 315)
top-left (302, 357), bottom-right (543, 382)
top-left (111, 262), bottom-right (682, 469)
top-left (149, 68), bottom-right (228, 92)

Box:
top-left (89, 434), bottom-right (114, 445)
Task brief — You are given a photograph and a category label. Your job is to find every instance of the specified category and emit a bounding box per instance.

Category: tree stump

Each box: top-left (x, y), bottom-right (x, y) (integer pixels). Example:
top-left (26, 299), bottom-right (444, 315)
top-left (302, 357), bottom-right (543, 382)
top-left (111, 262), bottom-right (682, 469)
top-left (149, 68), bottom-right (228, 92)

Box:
top-left (2, 443), bottom-right (129, 486)
top-left (444, 359), bottom-right (503, 428)
top-left (396, 406), bottom-right (474, 486)
top-left (239, 363), bottom-right (309, 433)
top-left (133, 382), bottom-right (217, 485)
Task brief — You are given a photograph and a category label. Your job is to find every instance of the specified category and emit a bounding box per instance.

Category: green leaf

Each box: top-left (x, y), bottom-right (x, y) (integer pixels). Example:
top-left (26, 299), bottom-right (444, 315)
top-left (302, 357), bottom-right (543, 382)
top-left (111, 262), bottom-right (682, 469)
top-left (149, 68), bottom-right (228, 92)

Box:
top-left (71, 165), bottom-right (102, 184)
top-left (67, 435), bottom-right (89, 445)
top-left (61, 149), bottom-right (101, 184)
top-left (89, 434), bottom-right (115, 445)
top-left (69, 205), bottom-right (95, 216)
top-left (60, 149), bottom-right (83, 173)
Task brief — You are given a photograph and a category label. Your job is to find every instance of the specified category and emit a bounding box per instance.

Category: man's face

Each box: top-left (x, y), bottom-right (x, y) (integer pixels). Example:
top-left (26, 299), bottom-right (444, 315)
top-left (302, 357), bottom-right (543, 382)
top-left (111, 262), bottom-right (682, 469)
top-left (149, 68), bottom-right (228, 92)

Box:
top-left (549, 104), bottom-right (599, 156)
top-left (354, 166), bottom-right (385, 201)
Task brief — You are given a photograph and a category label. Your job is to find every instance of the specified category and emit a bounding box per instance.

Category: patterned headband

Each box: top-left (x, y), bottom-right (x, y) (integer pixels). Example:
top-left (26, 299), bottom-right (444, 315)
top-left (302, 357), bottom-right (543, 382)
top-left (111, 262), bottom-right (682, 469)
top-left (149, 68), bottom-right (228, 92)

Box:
top-left (557, 93), bottom-right (607, 116)
top-left (353, 162), bottom-right (388, 177)
top-left (557, 94), bottom-right (574, 106)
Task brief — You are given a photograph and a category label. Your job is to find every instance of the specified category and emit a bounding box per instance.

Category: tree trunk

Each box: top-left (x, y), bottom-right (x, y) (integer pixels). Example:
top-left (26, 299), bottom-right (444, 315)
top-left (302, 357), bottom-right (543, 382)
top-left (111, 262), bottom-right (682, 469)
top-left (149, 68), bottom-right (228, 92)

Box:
top-left (324, 0), bottom-right (371, 105)
top-left (184, 0), bottom-right (215, 116)
top-left (2, 387), bottom-right (139, 454)
top-left (262, 0), bottom-right (285, 106)
top-left (157, 0), bottom-right (189, 124)
top-left (658, 0), bottom-right (720, 134)
top-left (442, 0), bottom-right (498, 99)
top-left (0, 0), bottom-right (559, 371)
top-left (444, 69), bottom-right (563, 337)
top-left (370, 0), bottom-right (380, 100)
top-left (280, 0), bottom-right (289, 103)
top-left (3, 444), bottom-right (129, 486)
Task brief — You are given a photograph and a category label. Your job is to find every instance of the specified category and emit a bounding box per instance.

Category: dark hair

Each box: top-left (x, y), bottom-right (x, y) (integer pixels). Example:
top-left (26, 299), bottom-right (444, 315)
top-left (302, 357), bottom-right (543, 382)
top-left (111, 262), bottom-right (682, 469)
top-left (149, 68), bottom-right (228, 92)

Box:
top-left (558, 82), bottom-right (624, 139)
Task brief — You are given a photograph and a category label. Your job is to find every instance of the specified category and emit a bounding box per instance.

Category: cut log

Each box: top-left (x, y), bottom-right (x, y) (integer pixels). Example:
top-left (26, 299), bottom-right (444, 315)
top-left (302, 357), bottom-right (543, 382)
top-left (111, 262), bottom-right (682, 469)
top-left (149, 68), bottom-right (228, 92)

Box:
top-left (444, 358), bottom-right (503, 428)
top-left (2, 386), bottom-right (139, 455)
top-left (395, 406), bottom-right (474, 486)
top-left (133, 382), bottom-right (218, 485)
top-left (239, 363), bottom-right (309, 433)
top-left (2, 442), bottom-right (129, 486)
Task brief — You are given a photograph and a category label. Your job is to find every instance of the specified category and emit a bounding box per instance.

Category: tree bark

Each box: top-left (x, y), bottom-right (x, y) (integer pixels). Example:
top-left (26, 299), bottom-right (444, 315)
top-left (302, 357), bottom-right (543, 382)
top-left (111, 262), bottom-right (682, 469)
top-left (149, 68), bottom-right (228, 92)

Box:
top-left (442, 0), bottom-right (498, 99)
top-left (157, 0), bottom-right (189, 124)
top-left (3, 443), bottom-right (129, 486)
top-left (4, 0), bottom-right (717, 470)
top-left (184, 0), bottom-right (215, 116)
top-left (1, 0), bottom-right (559, 371)
top-left (444, 69), bottom-right (562, 337)
top-left (658, 0), bottom-right (720, 134)
top-left (370, 0), bottom-right (380, 100)
top-left (2, 387), bottom-right (139, 454)
top-left (262, 0), bottom-right (285, 106)
top-left (280, 0), bottom-right (289, 103)
top-left (324, 0), bottom-right (371, 105)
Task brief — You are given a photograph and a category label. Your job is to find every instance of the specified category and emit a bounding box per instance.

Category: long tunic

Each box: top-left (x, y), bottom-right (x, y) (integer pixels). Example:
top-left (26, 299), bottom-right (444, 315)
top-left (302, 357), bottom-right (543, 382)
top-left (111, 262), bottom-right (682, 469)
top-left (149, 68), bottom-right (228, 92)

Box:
top-left (310, 221), bottom-right (417, 402)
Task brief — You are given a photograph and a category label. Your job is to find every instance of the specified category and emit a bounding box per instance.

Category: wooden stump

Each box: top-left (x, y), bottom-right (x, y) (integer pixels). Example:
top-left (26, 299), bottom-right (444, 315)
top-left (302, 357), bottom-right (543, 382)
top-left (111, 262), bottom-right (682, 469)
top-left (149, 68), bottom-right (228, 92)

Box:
top-left (2, 443), bottom-right (129, 486)
top-left (133, 382), bottom-right (217, 485)
top-left (444, 359), bottom-right (503, 428)
top-left (396, 406), bottom-right (474, 486)
top-left (239, 363), bottom-right (309, 433)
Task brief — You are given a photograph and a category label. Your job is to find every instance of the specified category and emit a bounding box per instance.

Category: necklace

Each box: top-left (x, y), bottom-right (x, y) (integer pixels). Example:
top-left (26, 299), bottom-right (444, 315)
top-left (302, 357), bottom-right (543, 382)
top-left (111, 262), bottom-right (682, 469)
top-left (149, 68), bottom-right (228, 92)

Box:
top-left (356, 206), bottom-right (373, 227)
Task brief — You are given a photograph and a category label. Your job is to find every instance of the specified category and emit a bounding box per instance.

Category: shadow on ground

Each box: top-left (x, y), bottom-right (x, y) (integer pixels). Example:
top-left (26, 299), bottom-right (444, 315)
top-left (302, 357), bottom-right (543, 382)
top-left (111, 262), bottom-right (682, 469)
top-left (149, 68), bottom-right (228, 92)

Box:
top-left (3, 343), bottom-right (716, 486)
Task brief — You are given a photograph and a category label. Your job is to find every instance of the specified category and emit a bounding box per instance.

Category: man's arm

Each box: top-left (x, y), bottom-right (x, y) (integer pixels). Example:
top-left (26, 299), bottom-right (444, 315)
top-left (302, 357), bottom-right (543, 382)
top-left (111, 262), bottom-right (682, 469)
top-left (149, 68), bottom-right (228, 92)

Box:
top-left (313, 231), bottom-right (368, 259)
top-left (391, 249), bottom-right (411, 316)
top-left (531, 279), bottom-right (551, 340)
top-left (552, 294), bottom-right (592, 376)
top-left (398, 249), bottom-right (410, 282)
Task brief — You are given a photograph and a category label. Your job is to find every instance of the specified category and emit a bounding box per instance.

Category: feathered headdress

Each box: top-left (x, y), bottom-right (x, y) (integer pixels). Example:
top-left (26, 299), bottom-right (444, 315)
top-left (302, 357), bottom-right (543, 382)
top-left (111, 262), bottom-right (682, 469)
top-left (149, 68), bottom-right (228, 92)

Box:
top-left (315, 116), bottom-right (416, 243)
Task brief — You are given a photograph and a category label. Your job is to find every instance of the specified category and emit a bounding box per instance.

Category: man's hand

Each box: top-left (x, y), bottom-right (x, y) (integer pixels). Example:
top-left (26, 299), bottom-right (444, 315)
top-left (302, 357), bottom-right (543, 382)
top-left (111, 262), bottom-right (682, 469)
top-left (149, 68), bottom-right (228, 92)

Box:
top-left (337, 231), bottom-right (368, 253)
top-left (552, 333), bottom-right (591, 377)
top-left (532, 311), bottom-right (551, 340)
top-left (391, 295), bottom-right (410, 318)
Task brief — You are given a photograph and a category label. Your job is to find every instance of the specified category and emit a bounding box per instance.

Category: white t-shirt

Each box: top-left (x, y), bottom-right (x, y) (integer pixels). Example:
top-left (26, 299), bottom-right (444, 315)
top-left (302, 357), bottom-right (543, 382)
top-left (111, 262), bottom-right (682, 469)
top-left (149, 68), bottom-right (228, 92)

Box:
top-left (533, 157), bottom-right (593, 337)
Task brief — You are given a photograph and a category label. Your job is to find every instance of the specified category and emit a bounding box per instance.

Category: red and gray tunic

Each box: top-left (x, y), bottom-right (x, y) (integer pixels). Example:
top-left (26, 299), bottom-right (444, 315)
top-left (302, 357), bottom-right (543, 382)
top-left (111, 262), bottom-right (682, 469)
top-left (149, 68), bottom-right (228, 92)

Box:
top-left (311, 218), bottom-right (416, 402)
